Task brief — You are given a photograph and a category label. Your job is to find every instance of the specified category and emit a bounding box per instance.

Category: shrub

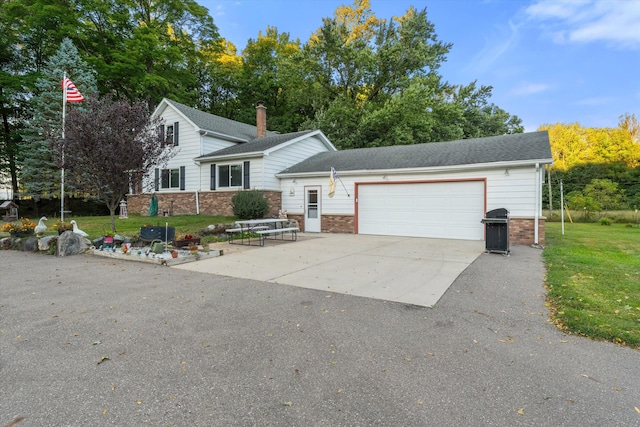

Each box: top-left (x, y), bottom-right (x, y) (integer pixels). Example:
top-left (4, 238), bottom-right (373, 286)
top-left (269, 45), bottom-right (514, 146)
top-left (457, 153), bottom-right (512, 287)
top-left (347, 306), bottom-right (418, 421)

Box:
top-left (231, 190), bottom-right (269, 219)
top-left (599, 217), bottom-right (612, 226)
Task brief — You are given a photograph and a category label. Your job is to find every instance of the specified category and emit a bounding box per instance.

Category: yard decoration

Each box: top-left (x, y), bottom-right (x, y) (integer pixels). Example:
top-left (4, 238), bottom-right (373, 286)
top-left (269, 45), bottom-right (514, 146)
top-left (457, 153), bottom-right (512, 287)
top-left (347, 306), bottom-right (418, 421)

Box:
top-left (1, 218), bottom-right (36, 237)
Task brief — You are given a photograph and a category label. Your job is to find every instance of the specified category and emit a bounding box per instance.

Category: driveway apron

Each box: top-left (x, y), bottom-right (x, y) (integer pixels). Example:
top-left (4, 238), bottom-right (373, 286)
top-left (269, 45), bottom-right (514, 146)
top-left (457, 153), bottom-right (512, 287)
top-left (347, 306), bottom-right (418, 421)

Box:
top-left (175, 234), bottom-right (485, 307)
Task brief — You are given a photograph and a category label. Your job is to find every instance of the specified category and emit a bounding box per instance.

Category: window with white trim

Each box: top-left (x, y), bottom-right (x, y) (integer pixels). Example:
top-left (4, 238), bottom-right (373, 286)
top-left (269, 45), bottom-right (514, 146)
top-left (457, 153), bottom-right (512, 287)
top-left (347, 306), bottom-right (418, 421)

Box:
top-left (218, 164), bottom-right (243, 188)
top-left (161, 168), bottom-right (180, 189)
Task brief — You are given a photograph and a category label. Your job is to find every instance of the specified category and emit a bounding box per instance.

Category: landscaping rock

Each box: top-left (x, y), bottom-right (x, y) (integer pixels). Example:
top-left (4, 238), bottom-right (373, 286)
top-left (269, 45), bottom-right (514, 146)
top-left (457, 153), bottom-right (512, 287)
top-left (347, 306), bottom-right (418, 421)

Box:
top-left (1, 237), bottom-right (10, 250)
top-left (58, 231), bottom-right (90, 257)
top-left (23, 237), bottom-right (39, 252)
top-left (38, 235), bottom-right (57, 251)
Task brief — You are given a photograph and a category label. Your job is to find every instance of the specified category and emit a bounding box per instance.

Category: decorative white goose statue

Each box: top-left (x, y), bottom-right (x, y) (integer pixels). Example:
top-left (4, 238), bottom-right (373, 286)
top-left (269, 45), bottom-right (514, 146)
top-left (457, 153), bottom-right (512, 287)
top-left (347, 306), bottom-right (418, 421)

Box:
top-left (70, 220), bottom-right (89, 237)
top-left (34, 216), bottom-right (48, 236)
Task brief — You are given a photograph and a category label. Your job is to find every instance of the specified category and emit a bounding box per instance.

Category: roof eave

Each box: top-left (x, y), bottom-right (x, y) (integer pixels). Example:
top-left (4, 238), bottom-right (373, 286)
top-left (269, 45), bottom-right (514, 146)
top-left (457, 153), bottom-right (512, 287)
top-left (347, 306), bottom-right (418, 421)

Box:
top-left (195, 152), bottom-right (264, 164)
top-left (276, 158), bottom-right (554, 178)
top-left (200, 129), bottom-right (249, 143)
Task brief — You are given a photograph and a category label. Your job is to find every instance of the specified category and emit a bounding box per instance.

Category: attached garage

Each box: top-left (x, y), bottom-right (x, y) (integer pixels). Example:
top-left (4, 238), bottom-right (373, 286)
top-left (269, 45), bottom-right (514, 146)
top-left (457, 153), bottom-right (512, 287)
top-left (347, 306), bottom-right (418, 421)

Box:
top-left (278, 131), bottom-right (553, 246)
top-left (356, 180), bottom-right (486, 240)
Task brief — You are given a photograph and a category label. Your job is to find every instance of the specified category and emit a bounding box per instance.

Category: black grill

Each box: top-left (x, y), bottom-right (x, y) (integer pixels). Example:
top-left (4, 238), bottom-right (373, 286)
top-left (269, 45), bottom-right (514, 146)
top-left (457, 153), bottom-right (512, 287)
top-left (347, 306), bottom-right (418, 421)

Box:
top-left (481, 208), bottom-right (510, 255)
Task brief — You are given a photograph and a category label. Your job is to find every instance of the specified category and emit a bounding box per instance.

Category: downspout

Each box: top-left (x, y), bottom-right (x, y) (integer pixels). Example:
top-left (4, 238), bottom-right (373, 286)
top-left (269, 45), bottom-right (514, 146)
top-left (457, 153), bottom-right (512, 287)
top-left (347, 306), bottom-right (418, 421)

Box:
top-left (195, 190), bottom-right (200, 215)
top-left (534, 163), bottom-right (540, 245)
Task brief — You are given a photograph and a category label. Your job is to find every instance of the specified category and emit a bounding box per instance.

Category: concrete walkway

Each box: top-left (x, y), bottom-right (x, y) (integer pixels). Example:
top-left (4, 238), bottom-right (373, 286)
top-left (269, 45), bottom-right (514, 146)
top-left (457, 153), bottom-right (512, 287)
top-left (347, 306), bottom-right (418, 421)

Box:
top-left (175, 233), bottom-right (485, 307)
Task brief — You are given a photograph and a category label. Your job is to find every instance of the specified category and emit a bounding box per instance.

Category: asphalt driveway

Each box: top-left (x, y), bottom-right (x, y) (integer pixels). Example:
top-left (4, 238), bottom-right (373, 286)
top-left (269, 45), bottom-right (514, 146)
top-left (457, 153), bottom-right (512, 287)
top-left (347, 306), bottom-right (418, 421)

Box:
top-left (1, 245), bottom-right (638, 426)
top-left (178, 234), bottom-right (485, 307)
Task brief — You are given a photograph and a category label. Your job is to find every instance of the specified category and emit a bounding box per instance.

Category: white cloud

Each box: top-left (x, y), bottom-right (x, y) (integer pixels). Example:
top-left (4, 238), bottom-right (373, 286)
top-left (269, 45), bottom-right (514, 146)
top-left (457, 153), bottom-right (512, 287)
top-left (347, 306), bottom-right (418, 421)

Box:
top-left (574, 96), bottom-right (616, 106)
top-left (511, 82), bottom-right (552, 96)
top-left (467, 20), bottom-right (521, 73)
top-left (525, 0), bottom-right (640, 48)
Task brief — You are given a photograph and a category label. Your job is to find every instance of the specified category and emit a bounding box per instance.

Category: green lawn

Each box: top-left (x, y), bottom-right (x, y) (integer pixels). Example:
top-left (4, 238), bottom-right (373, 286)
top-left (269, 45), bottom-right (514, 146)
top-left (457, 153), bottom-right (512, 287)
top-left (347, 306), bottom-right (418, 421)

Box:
top-left (543, 222), bottom-right (640, 348)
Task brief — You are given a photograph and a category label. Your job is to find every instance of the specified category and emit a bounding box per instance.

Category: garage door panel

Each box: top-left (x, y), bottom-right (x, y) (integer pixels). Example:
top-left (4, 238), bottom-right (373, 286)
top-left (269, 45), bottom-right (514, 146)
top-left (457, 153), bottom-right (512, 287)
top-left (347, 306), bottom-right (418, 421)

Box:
top-left (357, 181), bottom-right (484, 240)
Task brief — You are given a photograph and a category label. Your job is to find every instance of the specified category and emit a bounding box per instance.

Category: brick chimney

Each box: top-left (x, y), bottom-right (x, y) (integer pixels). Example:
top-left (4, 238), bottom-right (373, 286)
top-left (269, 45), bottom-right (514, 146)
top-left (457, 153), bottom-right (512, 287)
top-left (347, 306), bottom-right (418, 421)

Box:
top-left (256, 101), bottom-right (267, 138)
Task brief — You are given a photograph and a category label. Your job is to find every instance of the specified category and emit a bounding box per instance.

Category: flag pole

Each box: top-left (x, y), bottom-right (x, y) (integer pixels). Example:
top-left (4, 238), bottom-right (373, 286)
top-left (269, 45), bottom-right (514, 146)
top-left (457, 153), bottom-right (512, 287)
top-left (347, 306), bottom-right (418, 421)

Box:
top-left (337, 176), bottom-right (350, 197)
top-left (61, 72), bottom-right (66, 222)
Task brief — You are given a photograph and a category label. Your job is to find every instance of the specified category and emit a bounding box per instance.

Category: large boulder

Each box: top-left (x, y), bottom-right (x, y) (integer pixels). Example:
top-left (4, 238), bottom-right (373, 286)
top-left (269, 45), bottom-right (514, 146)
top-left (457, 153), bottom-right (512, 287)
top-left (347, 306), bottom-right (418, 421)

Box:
top-left (57, 230), bottom-right (90, 256)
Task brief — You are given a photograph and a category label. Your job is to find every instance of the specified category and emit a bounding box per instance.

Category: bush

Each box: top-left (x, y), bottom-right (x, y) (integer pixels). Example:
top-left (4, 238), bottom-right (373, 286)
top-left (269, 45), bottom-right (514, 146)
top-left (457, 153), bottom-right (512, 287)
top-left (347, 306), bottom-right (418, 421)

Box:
top-left (231, 190), bottom-right (269, 220)
top-left (599, 217), bottom-right (612, 226)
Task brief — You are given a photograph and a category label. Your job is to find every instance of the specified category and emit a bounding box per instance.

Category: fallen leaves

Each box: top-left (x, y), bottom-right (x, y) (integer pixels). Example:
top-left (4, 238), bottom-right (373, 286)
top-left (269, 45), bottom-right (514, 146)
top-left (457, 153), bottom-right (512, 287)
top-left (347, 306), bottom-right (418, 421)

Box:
top-left (97, 356), bottom-right (110, 365)
top-left (517, 408), bottom-right (525, 416)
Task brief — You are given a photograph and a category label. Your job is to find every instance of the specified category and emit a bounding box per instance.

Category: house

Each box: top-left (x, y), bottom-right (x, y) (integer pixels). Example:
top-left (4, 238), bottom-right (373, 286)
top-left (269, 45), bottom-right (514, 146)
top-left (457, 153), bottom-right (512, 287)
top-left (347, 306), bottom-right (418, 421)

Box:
top-left (127, 99), bottom-right (553, 245)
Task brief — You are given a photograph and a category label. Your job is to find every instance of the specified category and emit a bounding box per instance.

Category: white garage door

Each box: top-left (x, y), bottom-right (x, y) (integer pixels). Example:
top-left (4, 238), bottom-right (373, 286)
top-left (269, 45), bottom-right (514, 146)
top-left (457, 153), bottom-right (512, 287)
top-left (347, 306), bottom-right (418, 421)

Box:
top-left (357, 181), bottom-right (485, 240)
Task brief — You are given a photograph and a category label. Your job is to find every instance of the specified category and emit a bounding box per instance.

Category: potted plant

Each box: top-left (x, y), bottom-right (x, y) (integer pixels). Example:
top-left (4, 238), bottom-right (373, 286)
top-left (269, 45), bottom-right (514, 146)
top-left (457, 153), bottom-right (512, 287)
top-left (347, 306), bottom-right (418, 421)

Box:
top-left (173, 233), bottom-right (201, 248)
top-left (1, 218), bottom-right (36, 237)
top-left (54, 219), bottom-right (73, 235)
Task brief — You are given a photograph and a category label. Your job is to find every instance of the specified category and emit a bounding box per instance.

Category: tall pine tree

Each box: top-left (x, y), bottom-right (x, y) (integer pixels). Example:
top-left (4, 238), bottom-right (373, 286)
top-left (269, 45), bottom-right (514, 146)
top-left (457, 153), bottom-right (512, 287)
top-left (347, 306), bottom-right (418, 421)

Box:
top-left (19, 38), bottom-right (97, 204)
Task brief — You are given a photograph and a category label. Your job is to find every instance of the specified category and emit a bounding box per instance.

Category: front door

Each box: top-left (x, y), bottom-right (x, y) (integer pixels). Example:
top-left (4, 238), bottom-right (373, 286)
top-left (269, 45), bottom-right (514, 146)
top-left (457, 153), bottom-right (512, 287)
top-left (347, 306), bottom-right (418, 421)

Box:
top-left (305, 186), bottom-right (321, 232)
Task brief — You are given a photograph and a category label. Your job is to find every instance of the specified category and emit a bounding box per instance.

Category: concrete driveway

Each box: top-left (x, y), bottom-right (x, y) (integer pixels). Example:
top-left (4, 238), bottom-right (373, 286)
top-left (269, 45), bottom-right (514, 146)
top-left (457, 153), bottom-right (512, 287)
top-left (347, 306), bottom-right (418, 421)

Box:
top-left (175, 234), bottom-right (485, 307)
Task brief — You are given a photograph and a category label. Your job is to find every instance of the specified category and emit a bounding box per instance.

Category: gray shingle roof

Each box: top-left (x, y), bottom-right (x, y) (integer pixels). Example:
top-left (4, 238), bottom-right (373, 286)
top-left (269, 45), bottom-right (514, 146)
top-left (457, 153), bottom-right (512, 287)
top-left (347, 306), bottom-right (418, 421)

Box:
top-left (165, 98), bottom-right (275, 142)
top-left (279, 131), bottom-right (552, 174)
top-left (196, 131), bottom-right (315, 159)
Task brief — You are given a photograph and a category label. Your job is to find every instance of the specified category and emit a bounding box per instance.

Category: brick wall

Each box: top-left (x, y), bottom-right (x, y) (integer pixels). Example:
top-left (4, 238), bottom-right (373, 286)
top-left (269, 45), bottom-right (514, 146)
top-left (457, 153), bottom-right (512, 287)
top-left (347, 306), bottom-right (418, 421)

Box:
top-left (509, 217), bottom-right (545, 245)
top-left (127, 191), bottom-right (282, 218)
top-left (286, 214), bottom-right (355, 233)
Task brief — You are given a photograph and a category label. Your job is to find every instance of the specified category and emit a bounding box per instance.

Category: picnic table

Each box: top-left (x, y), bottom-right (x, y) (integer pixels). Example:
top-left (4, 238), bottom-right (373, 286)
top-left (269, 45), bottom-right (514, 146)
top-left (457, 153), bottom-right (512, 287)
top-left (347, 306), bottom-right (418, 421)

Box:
top-left (226, 218), bottom-right (298, 246)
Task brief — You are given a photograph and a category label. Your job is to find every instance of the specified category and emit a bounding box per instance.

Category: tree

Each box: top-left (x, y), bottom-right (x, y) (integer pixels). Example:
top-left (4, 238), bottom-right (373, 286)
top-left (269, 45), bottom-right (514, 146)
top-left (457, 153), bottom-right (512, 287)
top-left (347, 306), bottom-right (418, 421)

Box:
top-left (235, 26), bottom-right (302, 132)
top-left (19, 38), bottom-right (97, 206)
top-left (298, 0), bottom-right (521, 149)
top-left (583, 178), bottom-right (625, 212)
top-left (64, 96), bottom-right (175, 232)
top-left (619, 113), bottom-right (639, 144)
top-left (75, 0), bottom-right (221, 109)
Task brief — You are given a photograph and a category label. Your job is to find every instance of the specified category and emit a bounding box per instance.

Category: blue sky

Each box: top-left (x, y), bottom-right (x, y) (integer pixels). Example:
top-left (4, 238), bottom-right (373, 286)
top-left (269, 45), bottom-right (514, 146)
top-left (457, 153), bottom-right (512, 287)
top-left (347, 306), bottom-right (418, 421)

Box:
top-left (201, 0), bottom-right (640, 132)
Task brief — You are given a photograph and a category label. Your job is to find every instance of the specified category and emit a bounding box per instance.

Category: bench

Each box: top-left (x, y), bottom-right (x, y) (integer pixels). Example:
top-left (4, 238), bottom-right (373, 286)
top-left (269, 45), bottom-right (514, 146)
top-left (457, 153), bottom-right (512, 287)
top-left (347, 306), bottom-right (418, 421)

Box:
top-left (226, 226), bottom-right (270, 244)
top-left (256, 227), bottom-right (298, 246)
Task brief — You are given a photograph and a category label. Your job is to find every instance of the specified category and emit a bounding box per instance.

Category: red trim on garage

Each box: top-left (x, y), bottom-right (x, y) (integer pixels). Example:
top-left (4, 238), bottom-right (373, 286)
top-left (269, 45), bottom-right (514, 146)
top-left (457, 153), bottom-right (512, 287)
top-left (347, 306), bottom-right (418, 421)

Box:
top-left (354, 178), bottom-right (487, 234)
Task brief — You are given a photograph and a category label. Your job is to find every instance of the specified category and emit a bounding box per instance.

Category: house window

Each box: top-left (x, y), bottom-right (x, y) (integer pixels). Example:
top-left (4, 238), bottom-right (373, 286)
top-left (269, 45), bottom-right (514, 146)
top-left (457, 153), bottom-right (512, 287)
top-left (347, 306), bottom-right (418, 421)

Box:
top-left (165, 125), bottom-right (174, 145)
top-left (218, 164), bottom-right (243, 188)
top-left (161, 168), bottom-right (180, 189)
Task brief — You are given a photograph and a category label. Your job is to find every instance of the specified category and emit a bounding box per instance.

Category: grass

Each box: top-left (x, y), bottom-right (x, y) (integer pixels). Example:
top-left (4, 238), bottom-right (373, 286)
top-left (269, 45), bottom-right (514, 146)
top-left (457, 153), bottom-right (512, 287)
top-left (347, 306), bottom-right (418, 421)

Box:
top-left (542, 222), bottom-right (640, 348)
top-left (1, 214), bottom-right (235, 245)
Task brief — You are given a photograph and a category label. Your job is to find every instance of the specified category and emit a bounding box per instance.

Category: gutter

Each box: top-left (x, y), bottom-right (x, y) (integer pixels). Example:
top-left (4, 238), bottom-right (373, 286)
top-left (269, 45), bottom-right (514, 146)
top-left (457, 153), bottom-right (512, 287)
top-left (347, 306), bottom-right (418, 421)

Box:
top-left (276, 159), bottom-right (553, 179)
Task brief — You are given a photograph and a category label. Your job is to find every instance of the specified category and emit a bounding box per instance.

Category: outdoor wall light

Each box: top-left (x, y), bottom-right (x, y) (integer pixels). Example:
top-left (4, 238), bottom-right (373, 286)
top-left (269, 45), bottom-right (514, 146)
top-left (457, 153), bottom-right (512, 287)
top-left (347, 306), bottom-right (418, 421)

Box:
top-left (504, 168), bottom-right (510, 176)
top-left (289, 187), bottom-right (295, 196)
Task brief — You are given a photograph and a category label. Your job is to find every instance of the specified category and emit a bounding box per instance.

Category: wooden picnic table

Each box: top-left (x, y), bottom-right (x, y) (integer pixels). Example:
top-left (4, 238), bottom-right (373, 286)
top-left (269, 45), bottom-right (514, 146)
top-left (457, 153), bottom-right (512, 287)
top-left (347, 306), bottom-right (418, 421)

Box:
top-left (226, 218), bottom-right (298, 246)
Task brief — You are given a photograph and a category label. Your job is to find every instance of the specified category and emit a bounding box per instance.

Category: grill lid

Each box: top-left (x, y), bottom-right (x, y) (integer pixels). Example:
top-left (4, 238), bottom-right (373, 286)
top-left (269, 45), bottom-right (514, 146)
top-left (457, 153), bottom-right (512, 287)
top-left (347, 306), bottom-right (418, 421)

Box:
top-left (485, 208), bottom-right (509, 219)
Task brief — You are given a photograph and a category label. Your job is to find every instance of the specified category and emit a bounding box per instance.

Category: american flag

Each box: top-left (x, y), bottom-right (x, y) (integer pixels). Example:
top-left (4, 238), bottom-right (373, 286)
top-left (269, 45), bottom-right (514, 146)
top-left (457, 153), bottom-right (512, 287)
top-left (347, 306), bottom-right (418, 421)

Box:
top-left (62, 78), bottom-right (85, 102)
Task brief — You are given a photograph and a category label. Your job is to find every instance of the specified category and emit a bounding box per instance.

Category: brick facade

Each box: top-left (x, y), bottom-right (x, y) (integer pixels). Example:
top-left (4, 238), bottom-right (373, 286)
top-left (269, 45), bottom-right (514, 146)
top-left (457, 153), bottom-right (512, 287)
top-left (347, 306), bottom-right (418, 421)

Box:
top-left (127, 191), bottom-right (282, 218)
top-left (289, 214), bottom-right (544, 246)
top-left (287, 214), bottom-right (354, 234)
top-left (509, 217), bottom-right (545, 246)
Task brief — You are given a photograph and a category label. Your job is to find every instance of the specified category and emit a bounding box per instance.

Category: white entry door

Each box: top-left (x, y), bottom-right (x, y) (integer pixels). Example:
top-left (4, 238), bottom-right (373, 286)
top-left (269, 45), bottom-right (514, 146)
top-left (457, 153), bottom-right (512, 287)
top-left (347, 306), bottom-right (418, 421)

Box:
top-left (305, 186), bottom-right (321, 232)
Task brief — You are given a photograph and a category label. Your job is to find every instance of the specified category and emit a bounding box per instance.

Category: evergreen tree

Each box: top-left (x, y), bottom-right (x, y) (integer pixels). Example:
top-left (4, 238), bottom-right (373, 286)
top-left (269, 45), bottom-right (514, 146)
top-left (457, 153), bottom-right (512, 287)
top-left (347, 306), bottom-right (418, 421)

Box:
top-left (19, 38), bottom-right (97, 204)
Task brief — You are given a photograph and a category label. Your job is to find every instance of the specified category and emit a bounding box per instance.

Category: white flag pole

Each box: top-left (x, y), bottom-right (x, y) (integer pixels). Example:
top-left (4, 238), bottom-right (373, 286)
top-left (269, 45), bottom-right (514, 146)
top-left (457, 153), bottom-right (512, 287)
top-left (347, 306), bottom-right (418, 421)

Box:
top-left (61, 73), bottom-right (66, 222)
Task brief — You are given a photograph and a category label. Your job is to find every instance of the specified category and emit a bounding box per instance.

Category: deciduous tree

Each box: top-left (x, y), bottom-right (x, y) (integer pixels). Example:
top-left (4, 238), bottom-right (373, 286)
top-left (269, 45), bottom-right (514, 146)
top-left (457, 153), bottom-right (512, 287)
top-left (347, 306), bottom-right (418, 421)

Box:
top-left (64, 96), bottom-right (175, 231)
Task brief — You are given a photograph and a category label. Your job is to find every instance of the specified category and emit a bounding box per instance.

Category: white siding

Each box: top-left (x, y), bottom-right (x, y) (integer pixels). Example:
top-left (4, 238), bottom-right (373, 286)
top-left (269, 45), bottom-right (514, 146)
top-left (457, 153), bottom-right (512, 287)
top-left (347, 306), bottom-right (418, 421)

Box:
top-left (201, 135), bottom-right (237, 156)
top-left (264, 136), bottom-right (332, 190)
top-left (281, 164), bottom-right (541, 220)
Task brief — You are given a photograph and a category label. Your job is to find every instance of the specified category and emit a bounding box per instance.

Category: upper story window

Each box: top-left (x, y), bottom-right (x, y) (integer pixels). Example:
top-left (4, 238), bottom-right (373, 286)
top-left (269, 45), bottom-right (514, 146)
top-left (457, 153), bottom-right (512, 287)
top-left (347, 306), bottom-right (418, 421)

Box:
top-left (159, 122), bottom-right (179, 146)
top-left (218, 164), bottom-right (243, 188)
top-left (165, 125), bottom-right (174, 145)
